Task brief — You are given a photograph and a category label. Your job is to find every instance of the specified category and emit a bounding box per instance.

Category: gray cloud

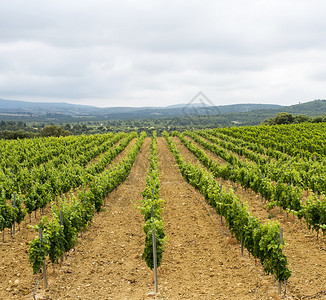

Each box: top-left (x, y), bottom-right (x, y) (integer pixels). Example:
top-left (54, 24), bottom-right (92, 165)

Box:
top-left (0, 0), bottom-right (326, 107)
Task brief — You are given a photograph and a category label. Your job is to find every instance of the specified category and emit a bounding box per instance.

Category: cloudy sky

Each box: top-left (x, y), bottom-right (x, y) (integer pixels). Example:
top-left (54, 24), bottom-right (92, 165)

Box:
top-left (0, 0), bottom-right (326, 107)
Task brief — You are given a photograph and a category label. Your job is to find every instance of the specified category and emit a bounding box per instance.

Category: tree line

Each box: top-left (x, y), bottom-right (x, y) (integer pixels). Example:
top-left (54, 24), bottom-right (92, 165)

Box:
top-left (263, 112), bottom-right (326, 125)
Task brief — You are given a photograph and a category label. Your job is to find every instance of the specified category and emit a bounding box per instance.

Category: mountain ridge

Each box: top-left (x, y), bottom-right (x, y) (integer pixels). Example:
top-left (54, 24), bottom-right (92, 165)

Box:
top-left (1, 98), bottom-right (326, 124)
top-left (0, 98), bottom-right (283, 117)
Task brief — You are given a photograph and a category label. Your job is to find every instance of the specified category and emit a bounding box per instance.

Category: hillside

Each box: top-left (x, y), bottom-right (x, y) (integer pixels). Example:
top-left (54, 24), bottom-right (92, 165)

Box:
top-left (0, 98), bottom-right (282, 120)
top-left (1, 99), bottom-right (326, 129)
top-left (282, 99), bottom-right (326, 116)
top-left (1, 126), bottom-right (326, 299)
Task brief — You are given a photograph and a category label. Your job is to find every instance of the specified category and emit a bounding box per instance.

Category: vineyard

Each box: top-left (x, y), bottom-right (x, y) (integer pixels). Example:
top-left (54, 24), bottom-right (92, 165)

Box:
top-left (0, 123), bottom-right (326, 299)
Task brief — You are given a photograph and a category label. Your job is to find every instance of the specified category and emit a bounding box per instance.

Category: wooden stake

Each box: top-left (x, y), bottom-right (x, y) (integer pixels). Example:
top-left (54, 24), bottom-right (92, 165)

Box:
top-left (12, 193), bottom-right (16, 236)
top-left (39, 228), bottom-right (48, 288)
top-left (60, 211), bottom-right (64, 265)
top-left (241, 203), bottom-right (244, 256)
top-left (278, 281), bottom-right (281, 294)
top-left (280, 228), bottom-right (283, 245)
top-left (152, 229), bottom-right (158, 295)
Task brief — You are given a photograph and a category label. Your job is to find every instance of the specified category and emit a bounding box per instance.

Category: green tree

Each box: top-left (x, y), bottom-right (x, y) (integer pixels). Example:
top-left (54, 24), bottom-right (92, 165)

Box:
top-left (264, 112), bottom-right (295, 125)
top-left (40, 125), bottom-right (71, 137)
top-left (272, 112), bottom-right (294, 125)
top-left (294, 114), bottom-right (309, 123)
top-left (64, 123), bottom-right (72, 131)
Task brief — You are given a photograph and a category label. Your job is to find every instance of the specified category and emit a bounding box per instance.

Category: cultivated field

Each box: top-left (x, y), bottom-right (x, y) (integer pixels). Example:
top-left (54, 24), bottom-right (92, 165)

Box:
top-left (1, 124), bottom-right (326, 299)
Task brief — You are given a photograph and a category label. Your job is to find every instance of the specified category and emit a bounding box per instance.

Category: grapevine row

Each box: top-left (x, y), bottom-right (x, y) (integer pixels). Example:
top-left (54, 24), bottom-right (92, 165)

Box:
top-left (0, 133), bottom-right (112, 171)
top-left (163, 131), bottom-right (291, 282)
top-left (0, 132), bottom-right (135, 239)
top-left (139, 131), bottom-right (166, 269)
top-left (202, 130), bottom-right (326, 194)
top-left (28, 132), bottom-right (147, 274)
top-left (176, 131), bottom-right (326, 239)
top-left (1, 133), bottom-right (119, 198)
top-left (216, 123), bottom-right (326, 160)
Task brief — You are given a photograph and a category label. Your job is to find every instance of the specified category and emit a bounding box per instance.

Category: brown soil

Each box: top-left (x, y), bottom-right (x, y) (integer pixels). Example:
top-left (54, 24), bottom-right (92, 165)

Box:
top-left (173, 136), bottom-right (326, 299)
top-left (0, 137), bottom-right (138, 300)
top-left (1, 137), bottom-right (325, 299)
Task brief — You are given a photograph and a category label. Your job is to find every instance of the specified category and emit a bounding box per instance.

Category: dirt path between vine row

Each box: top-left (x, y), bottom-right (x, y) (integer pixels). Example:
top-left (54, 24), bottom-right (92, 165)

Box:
top-left (173, 136), bottom-right (326, 299)
top-left (0, 137), bottom-right (139, 300)
top-left (2, 136), bottom-right (325, 299)
top-left (154, 137), bottom-right (284, 299)
top-left (23, 137), bottom-right (153, 300)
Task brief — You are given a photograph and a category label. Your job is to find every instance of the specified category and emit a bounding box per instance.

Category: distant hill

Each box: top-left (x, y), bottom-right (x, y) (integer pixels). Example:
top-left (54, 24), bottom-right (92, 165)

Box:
top-left (282, 99), bottom-right (326, 116)
top-left (208, 100), bottom-right (326, 126)
top-left (0, 98), bottom-right (282, 120)
top-left (214, 103), bottom-right (282, 114)
top-left (1, 98), bottom-right (326, 124)
top-left (0, 99), bottom-right (99, 115)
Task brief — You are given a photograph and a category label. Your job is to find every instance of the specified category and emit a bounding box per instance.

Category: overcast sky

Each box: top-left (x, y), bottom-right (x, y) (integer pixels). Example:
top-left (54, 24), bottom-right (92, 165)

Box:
top-left (0, 0), bottom-right (326, 107)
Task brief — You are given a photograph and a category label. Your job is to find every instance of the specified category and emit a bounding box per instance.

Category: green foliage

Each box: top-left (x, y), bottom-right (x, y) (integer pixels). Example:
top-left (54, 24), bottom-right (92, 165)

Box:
top-left (54, 201), bottom-right (78, 253)
top-left (142, 218), bottom-right (165, 269)
top-left (46, 218), bottom-right (65, 264)
top-left (28, 217), bottom-right (51, 274)
top-left (304, 195), bottom-right (326, 236)
top-left (40, 125), bottom-right (71, 137)
top-left (11, 193), bottom-right (26, 225)
top-left (0, 132), bottom-right (131, 227)
top-left (164, 131), bottom-right (291, 282)
top-left (265, 112), bottom-right (295, 125)
top-left (139, 131), bottom-right (166, 269)
top-left (181, 129), bottom-right (326, 235)
top-left (208, 124), bottom-right (326, 232)
top-left (28, 131), bottom-right (147, 274)
top-left (5, 122), bottom-right (326, 283)
top-left (0, 194), bottom-right (13, 232)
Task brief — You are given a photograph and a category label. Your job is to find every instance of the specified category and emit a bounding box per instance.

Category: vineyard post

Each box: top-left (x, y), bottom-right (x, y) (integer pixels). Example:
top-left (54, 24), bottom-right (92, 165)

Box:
top-left (278, 228), bottom-right (284, 294)
top-left (104, 178), bottom-right (107, 206)
top-left (240, 203), bottom-right (244, 256)
top-left (13, 193), bottom-right (16, 236)
top-left (152, 229), bottom-right (158, 294)
top-left (60, 211), bottom-right (64, 265)
top-left (220, 185), bottom-right (223, 224)
top-left (151, 191), bottom-right (155, 219)
top-left (39, 228), bottom-right (48, 289)
top-left (82, 191), bottom-right (86, 231)
top-left (287, 183), bottom-right (290, 218)
top-left (261, 174), bottom-right (264, 203)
